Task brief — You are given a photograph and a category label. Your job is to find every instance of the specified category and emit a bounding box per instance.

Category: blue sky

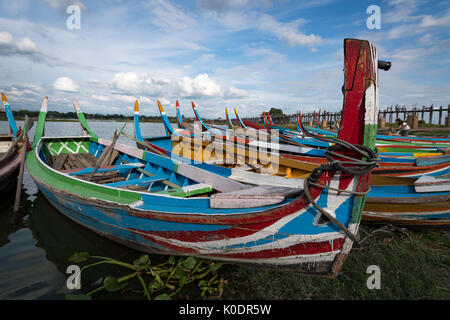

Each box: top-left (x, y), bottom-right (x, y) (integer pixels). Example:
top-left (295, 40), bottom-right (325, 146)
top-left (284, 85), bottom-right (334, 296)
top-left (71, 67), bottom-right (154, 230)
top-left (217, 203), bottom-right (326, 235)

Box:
top-left (0, 0), bottom-right (449, 119)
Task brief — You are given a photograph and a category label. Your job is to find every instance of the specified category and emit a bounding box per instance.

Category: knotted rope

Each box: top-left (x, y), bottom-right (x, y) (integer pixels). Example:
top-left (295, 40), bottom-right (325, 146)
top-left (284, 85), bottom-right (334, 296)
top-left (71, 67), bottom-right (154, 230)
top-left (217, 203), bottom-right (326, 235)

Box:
top-left (302, 126), bottom-right (380, 243)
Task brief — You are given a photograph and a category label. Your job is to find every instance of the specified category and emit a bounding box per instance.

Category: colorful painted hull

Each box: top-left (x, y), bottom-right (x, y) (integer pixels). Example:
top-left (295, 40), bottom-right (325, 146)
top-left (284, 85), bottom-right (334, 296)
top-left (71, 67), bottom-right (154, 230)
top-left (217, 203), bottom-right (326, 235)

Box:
top-left (0, 93), bottom-right (21, 193)
top-left (132, 100), bottom-right (450, 228)
top-left (36, 38), bottom-right (381, 275)
top-left (299, 120), bottom-right (450, 146)
top-left (27, 135), bottom-right (363, 276)
top-left (0, 135), bottom-right (20, 193)
top-left (363, 185), bottom-right (450, 229)
top-left (134, 112), bottom-right (450, 229)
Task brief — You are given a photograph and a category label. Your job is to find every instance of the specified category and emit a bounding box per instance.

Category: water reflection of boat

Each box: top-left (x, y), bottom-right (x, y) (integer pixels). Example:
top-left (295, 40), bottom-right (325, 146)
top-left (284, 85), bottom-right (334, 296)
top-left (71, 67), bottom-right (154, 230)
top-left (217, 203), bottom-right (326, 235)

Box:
top-left (0, 189), bottom-right (153, 300)
top-left (0, 190), bottom-right (64, 300)
top-left (29, 192), bottom-right (145, 272)
top-left (0, 93), bottom-right (22, 194)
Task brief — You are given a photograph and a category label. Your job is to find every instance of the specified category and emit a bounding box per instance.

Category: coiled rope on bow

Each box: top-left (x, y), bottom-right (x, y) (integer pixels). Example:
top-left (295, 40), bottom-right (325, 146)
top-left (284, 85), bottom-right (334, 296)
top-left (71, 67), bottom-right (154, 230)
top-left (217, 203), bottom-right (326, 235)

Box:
top-left (301, 125), bottom-right (380, 243)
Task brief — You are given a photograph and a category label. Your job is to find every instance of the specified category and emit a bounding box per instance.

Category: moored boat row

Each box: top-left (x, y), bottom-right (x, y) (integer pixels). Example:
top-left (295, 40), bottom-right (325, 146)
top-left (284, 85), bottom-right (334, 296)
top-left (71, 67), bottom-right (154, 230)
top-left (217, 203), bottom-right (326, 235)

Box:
top-left (2, 38), bottom-right (449, 278)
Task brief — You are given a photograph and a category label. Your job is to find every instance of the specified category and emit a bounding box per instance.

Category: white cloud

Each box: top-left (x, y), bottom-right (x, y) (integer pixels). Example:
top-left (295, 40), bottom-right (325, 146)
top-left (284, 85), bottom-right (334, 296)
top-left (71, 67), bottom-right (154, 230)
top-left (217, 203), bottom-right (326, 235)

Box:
top-left (112, 94), bottom-right (136, 104)
top-left (112, 94), bottom-right (153, 105)
top-left (384, 0), bottom-right (420, 24)
top-left (109, 71), bottom-right (249, 103)
top-left (16, 37), bottom-right (38, 53)
top-left (91, 94), bottom-right (111, 102)
top-left (0, 31), bottom-right (43, 60)
top-left (224, 86), bottom-right (248, 99)
top-left (88, 78), bottom-right (101, 85)
top-left (201, 9), bottom-right (323, 49)
top-left (110, 72), bottom-right (169, 96)
top-left (147, 0), bottom-right (197, 32)
top-left (111, 72), bottom-right (145, 93)
top-left (3, 83), bottom-right (44, 100)
top-left (176, 73), bottom-right (222, 97)
top-left (53, 77), bottom-right (79, 92)
top-left (197, 0), bottom-right (277, 13)
top-left (0, 31), bottom-right (14, 45)
top-left (257, 14), bottom-right (322, 48)
top-left (41, 0), bottom-right (87, 12)
top-left (420, 11), bottom-right (450, 27)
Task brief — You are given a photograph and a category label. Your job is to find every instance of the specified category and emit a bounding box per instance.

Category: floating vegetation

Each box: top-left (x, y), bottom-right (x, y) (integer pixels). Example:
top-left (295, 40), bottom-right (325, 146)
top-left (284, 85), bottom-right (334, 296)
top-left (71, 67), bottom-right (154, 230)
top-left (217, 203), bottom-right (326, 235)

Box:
top-left (65, 253), bottom-right (226, 300)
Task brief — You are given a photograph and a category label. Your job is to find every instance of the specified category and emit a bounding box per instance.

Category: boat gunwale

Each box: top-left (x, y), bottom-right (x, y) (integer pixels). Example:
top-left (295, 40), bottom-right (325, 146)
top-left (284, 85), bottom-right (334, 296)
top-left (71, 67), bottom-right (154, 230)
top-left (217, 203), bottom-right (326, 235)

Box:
top-left (29, 136), bottom-right (327, 221)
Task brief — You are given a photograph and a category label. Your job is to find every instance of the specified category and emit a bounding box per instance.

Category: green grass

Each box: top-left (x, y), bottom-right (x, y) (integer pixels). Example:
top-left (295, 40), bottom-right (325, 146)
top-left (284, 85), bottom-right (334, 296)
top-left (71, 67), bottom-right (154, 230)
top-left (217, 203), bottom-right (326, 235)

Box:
top-left (411, 130), bottom-right (450, 137)
top-left (220, 227), bottom-right (450, 300)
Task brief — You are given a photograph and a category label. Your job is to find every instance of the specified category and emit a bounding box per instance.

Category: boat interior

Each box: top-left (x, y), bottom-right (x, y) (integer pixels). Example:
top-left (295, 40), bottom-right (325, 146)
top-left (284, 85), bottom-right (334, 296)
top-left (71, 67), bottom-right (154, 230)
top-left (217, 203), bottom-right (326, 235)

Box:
top-left (0, 134), bottom-right (14, 159)
top-left (39, 137), bottom-right (216, 197)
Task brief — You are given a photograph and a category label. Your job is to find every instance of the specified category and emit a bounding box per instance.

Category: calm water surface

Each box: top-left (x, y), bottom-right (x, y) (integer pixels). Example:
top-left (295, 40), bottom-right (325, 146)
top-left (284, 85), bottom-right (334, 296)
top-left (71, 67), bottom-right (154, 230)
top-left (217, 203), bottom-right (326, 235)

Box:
top-left (0, 120), bottom-right (169, 299)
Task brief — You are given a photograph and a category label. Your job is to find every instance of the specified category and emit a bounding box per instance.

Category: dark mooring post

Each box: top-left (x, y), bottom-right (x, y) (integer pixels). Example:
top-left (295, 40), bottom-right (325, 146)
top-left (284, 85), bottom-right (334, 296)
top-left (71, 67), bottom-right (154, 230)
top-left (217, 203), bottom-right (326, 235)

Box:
top-left (429, 105), bottom-right (433, 125)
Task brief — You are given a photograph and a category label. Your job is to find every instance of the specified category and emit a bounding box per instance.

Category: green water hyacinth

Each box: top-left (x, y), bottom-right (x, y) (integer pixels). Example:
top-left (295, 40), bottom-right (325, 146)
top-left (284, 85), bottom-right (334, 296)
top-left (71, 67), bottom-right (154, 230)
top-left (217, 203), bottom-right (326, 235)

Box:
top-left (66, 253), bottom-right (226, 300)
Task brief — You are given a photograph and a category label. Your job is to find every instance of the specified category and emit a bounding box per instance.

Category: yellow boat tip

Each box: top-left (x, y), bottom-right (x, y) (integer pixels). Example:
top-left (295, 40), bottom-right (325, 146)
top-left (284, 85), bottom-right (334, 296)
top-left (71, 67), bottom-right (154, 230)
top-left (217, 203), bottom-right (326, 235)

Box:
top-left (157, 100), bottom-right (165, 112)
top-left (134, 100), bottom-right (139, 112)
top-left (1, 92), bottom-right (8, 103)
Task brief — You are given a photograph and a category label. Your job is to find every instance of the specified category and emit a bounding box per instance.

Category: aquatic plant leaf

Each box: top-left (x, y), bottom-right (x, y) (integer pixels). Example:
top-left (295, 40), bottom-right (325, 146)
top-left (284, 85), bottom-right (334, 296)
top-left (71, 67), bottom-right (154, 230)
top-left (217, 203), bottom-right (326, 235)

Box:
top-left (148, 280), bottom-right (160, 292)
top-left (174, 265), bottom-right (186, 279)
top-left (133, 254), bottom-right (149, 271)
top-left (183, 257), bottom-right (197, 270)
top-left (104, 276), bottom-right (128, 292)
top-left (209, 263), bottom-right (225, 272)
top-left (65, 294), bottom-right (92, 300)
top-left (168, 256), bottom-right (176, 265)
top-left (68, 252), bottom-right (90, 263)
top-left (179, 276), bottom-right (187, 288)
top-left (154, 294), bottom-right (172, 300)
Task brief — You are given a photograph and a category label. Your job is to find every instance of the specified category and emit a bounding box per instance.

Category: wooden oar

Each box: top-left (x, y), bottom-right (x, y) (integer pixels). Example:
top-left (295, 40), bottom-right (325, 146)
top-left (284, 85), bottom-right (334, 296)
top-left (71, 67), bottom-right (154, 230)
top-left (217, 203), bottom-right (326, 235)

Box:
top-left (87, 123), bottom-right (126, 182)
top-left (12, 116), bottom-right (33, 222)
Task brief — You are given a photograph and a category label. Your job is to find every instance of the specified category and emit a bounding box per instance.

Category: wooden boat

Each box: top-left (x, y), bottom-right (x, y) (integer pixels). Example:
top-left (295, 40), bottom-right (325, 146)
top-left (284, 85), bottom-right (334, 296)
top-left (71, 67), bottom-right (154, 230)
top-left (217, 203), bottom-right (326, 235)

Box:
top-left (297, 112), bottom-right (450, 228)
top-left (225, 107), bottom-right (235, 129)
top-left (198, 105), bottom-right (447, 163)
top-left (27, 38), bottom-right (380, 276)
top-left (133, 72), bottom-right (450, 228)
top-left (0, 93), bottom-right (24, 193)
top-left (297, 112), bottom-right (450, 166)
top-left (362, 184), bottom-right (450, 229)
top-left (296, 112), bottom-right (450, 145)
top-left (258, 112), bottom-right (447, 158)
top-left (137, 99), bottom-right (450, 184)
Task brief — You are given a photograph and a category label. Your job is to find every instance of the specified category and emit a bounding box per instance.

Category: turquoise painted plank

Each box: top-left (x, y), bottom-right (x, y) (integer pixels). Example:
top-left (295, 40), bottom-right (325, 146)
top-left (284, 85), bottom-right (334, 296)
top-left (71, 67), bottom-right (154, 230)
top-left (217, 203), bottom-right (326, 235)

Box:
top-left (105, 175), bottom-right (170, 188)
top-left (69, 164), bottom-right (142, 176)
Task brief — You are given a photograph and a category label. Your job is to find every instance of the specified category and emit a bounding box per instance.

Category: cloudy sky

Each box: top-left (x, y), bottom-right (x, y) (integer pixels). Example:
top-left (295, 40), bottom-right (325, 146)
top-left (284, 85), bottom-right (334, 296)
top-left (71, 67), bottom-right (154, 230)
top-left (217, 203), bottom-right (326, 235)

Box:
top-left (0, 0), bottom-right (449, 119)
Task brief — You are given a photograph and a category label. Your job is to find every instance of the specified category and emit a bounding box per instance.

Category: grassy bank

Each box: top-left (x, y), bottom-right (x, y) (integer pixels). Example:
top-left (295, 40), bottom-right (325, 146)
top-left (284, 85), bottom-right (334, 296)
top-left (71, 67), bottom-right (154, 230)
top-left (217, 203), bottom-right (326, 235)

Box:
top-left (83, 226), bottom-right (449, 300)
top-left (220, 227), bottom-right (450, 300)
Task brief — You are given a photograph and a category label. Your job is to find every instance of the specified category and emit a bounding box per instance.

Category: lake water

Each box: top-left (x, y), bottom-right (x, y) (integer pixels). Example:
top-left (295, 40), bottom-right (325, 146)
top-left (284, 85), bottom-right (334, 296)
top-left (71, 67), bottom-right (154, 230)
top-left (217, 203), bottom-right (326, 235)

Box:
top-left (0, 120), bottom-right (170, 300)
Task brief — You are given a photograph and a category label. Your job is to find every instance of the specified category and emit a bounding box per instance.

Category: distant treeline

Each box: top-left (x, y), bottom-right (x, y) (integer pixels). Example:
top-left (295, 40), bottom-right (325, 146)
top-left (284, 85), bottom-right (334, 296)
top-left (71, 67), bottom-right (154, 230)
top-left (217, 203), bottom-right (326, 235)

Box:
top-left (4, 109), bottom-right (177, 122)
top-left (2, 109), bottom-right (228, 124)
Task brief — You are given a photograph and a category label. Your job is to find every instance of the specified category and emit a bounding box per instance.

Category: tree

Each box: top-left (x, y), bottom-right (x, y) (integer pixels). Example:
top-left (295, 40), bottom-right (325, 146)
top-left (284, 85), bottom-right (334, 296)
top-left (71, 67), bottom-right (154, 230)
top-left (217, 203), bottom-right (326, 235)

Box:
top-left (269, 107), bottom-right (283, 116)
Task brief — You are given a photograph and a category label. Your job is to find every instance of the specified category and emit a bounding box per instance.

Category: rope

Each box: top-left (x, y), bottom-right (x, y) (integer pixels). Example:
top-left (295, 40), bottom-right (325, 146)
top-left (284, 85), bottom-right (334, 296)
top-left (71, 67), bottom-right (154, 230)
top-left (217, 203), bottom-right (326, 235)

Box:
top-left (301, 124), bottom-right (380, 243)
